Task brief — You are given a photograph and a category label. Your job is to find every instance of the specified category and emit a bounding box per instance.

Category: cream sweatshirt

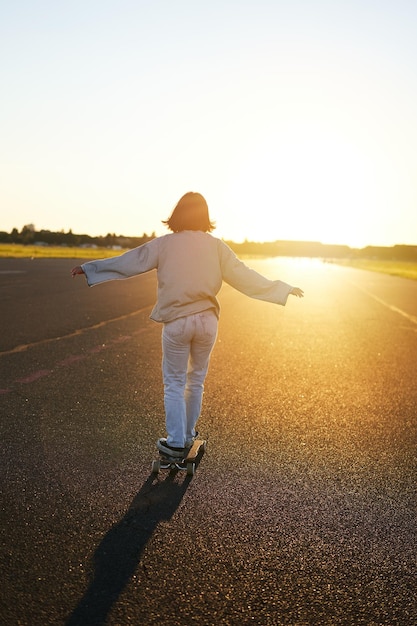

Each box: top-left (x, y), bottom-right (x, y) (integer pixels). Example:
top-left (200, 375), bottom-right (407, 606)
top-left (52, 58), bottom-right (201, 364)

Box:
top-left (81, 231), bottom-right (293, 323)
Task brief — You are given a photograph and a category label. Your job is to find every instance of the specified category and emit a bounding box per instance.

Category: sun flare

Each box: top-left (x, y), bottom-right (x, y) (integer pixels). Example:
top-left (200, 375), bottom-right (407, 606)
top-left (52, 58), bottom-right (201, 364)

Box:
top-left (217, 127), bottom-right (378, 247)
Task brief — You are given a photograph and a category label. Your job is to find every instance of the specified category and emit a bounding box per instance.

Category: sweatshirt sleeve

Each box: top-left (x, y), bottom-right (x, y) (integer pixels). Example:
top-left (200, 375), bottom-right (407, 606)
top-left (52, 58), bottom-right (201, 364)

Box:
top-left (81, 239), bottom-right (159, 287)
top-left (217, 240), bottom-right (293, 306)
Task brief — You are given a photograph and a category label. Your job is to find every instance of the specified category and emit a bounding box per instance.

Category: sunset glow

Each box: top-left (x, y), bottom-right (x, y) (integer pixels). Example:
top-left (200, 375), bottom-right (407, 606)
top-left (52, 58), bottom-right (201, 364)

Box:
top-left (1, 1), bottom-right (416, 248)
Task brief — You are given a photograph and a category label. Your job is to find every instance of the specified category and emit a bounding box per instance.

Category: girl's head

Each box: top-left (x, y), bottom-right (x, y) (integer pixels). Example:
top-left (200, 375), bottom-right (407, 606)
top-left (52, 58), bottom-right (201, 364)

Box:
top-left (163, 192), bottom-right (215, 233)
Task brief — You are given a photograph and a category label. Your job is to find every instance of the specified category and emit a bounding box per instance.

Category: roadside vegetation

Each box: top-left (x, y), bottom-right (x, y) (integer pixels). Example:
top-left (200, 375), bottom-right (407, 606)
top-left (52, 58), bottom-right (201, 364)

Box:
top-left (1, 243), bottom-right (417, 281)
top-left (0, 224), bottom-right (154, 250)
top-left (2, 225), bottom-right (417, 279)
top-left (0, 244), bottom-right (126, 259)
top-left (335, 259), bottom-right (417, 281)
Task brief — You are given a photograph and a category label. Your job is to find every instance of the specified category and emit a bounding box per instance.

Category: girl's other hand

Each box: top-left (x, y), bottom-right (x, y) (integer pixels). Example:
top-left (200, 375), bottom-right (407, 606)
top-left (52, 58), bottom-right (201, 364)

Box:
top-left (71, 265), bottom-right (84, 278)
top-left (290, 287), bottom-right (304, 298)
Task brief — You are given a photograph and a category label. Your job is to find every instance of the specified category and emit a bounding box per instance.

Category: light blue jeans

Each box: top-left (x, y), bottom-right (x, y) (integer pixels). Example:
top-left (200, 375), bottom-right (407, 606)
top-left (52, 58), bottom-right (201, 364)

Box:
top-left (162, 309), bottom-right (218, 447)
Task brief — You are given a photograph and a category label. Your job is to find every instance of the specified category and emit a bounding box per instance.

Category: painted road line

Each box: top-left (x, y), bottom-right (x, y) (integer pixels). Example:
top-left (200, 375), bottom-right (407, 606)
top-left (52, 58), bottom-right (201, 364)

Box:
top-left (353, 283), bottom-right (417, 326)
top-left (1, 327), bottom-right (149, 395)
top-left (0, 305), bottom-right (153, 356)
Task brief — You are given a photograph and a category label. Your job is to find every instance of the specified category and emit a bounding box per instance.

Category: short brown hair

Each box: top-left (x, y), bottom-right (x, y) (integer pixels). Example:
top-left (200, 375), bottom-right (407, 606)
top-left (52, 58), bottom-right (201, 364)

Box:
top-left (163, 192), bottom-right (215, 233)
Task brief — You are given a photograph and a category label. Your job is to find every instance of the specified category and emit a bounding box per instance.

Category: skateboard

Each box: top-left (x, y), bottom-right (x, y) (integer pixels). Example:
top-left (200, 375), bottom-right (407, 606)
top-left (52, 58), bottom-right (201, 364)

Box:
top-left (152, 439), bottom-right (207, 476)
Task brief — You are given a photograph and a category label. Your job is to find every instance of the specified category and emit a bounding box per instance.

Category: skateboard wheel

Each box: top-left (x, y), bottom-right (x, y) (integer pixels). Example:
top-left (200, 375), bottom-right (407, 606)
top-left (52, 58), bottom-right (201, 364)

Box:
top-left (186, 463), bottom-right (195, 476)
top-left (152, 460), bottom-right (161, 473)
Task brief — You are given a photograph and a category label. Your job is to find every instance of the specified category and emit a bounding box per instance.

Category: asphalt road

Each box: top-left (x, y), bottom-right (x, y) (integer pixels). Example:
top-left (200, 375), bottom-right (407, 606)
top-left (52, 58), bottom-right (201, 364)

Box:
top-left (1, 256), bottom-right (416, 625)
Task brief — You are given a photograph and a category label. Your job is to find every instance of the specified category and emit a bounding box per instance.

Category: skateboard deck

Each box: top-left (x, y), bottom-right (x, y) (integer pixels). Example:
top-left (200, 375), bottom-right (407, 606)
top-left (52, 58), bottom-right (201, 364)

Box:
top-left (152, 439), bottom-right (207, 476)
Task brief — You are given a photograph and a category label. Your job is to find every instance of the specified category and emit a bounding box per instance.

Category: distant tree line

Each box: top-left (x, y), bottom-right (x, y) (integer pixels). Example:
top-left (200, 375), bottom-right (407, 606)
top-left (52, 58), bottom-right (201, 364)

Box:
top-left (225, 240), bottom-right (352, 258)
top-left (355, 244), bottom-right (417, 262)
top-left (0, 225), bottom-right (156, 249)
top-left (1, 225), bottom-right (416, 261)
top-left (225, 239), bottom-right (417, 261)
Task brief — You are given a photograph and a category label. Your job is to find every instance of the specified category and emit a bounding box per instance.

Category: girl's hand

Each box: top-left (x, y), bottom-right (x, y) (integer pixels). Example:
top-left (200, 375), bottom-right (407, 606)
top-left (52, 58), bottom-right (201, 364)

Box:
top-left (71, 265), bottom-right (84, 278)
top-left (290, 287), bottom-right (304, 298)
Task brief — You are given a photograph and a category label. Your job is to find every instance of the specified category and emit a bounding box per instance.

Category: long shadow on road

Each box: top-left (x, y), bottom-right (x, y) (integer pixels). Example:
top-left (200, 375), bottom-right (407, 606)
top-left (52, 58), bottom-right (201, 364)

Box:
top-left (66, 470), bottom-right (193, 625)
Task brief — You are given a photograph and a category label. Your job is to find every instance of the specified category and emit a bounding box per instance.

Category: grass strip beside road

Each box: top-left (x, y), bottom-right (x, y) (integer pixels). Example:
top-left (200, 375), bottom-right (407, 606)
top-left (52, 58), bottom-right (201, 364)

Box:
top-left (1, 244), bottom-right (417, 281)
top-left (335, 259), bottom-right (417, 281)
top-left (0, 244), bottom-right (127, 259)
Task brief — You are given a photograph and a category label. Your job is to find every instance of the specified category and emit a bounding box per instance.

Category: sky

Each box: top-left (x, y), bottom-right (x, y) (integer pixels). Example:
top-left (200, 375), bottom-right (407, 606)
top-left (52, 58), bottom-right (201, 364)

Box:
top-left (1, 0), bottom-right (416, 248)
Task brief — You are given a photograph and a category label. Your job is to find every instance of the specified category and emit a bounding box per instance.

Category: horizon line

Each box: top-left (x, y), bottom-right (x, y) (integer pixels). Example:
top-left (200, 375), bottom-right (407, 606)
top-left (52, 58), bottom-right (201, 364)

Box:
top-left (1, 225), bottom-right (416, 250)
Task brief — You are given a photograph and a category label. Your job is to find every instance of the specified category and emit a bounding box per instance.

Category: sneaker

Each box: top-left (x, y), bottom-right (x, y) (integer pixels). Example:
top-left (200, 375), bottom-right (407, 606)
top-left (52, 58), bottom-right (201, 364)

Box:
top-left (157, 438), bottom-right (185, 458)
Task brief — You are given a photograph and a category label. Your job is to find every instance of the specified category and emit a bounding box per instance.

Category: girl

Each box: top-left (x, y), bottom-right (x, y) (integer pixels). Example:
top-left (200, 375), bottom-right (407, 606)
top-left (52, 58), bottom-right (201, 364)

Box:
top-left (72, 192), bottom-right (303, 458)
